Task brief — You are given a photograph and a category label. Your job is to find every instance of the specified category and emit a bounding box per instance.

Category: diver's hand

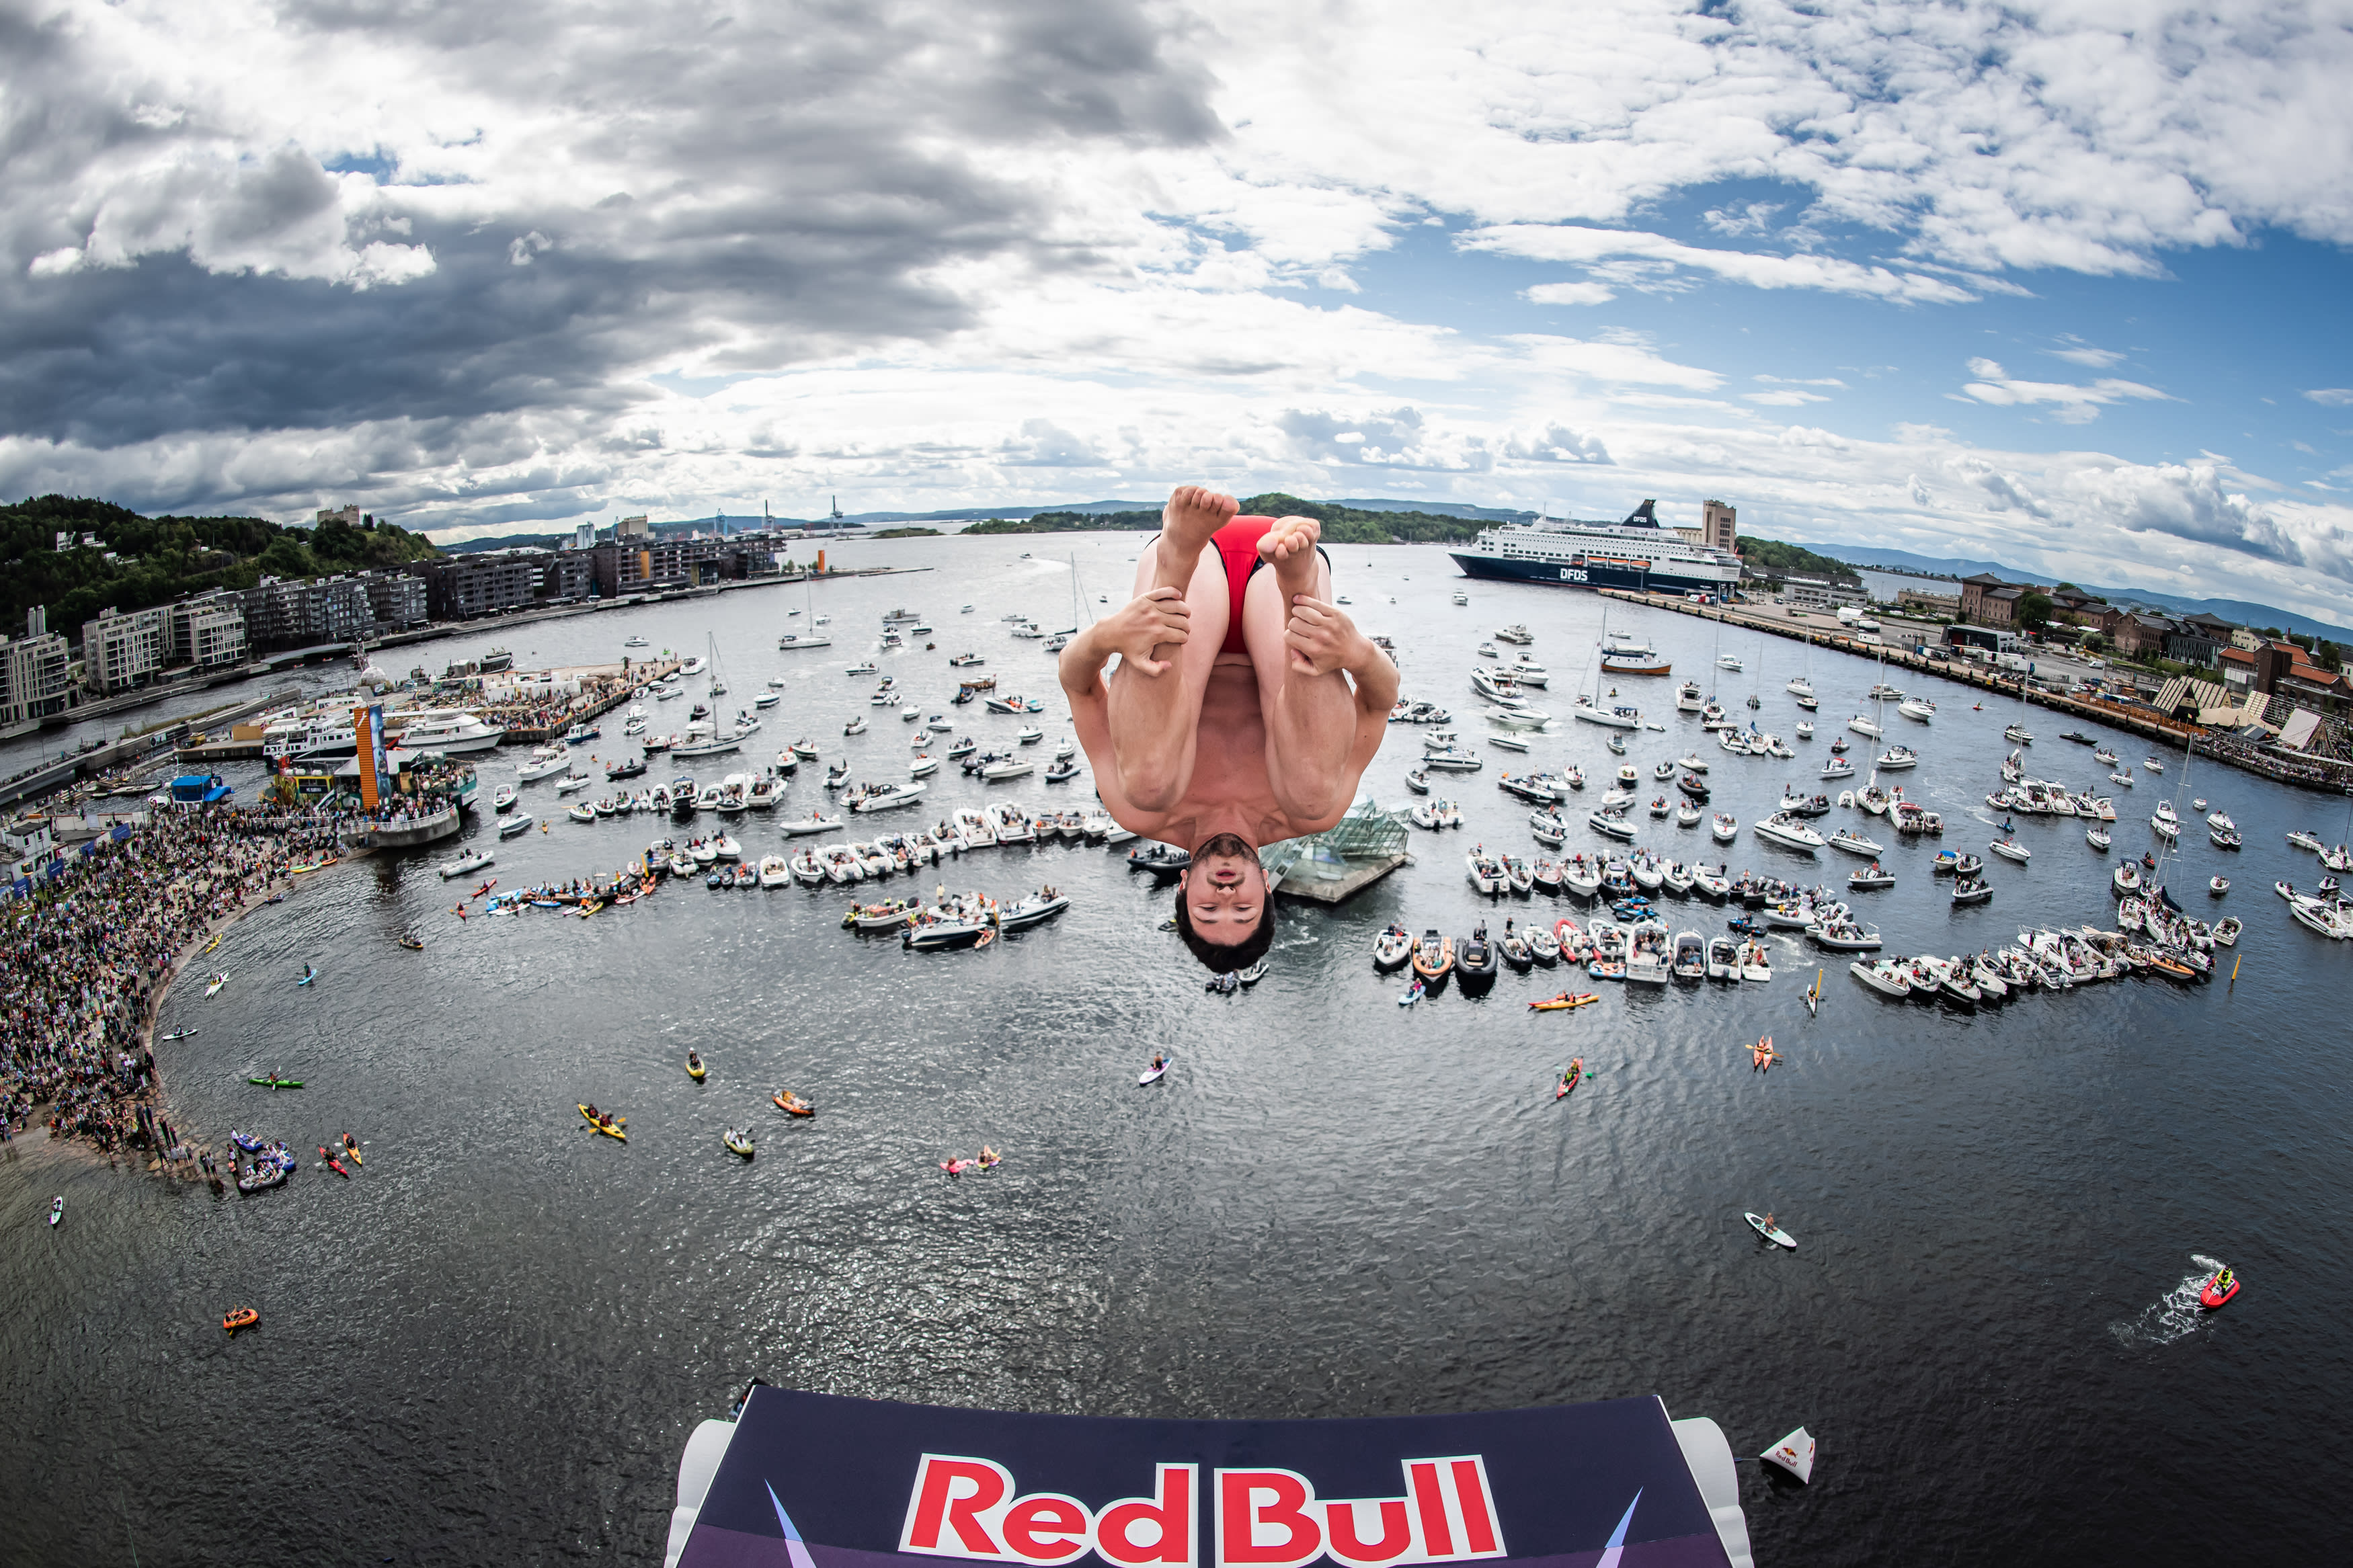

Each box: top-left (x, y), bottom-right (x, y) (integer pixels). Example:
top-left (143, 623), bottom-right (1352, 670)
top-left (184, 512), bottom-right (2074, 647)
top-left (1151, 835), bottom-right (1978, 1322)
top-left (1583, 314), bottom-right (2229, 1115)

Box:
top-left (1100, 587), bottom-right (1191, 676)
top-left (1283, 595), bottom-right (1367, 677)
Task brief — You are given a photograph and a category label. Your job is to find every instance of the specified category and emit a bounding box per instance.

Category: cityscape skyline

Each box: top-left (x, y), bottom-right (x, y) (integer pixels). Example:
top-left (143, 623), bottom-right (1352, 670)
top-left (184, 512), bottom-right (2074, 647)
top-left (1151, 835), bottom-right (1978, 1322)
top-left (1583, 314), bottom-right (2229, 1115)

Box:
top-left (5, 2), bottom-right (2352, 620)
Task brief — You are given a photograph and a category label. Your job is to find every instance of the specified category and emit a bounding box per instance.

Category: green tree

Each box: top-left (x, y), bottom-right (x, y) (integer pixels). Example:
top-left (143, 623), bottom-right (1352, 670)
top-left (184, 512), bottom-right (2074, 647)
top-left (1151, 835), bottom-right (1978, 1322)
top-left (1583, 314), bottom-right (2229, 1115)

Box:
top-left (2018, 592), bottom-right (2053, 630)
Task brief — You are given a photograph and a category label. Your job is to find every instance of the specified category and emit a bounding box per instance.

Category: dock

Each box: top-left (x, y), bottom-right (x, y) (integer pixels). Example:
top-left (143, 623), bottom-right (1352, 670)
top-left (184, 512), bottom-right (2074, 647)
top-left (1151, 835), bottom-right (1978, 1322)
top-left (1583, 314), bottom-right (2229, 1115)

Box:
top-left (1275, 852), bottom-right (1409, 903)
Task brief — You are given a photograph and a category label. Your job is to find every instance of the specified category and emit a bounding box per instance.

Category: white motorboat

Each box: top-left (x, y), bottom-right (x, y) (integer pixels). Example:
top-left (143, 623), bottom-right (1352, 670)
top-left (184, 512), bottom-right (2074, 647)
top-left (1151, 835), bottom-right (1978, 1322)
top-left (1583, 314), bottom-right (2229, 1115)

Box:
top-left (981, 757), bottom-right (1034, 781)
top-left (779, 812), bottom-right (843, 836)
top-left (1753, 814), bottom-right (1826, 854)
top-left (910, 755), bottom-right (940, 778)
top-left (1897, 697), bottom-right (1935, 722)
top-left (1849, 958), bottom-right (1911, 997)
top-left (499, 811), bottom-right (535, 837)
top-left (1710, 813), bottom-right (1738, 843)
top-left (1875, 746), bottom-right (1917, 770)
top-left (1988, 836), bottom-right (2031, 862)
top-left (440, 849), bottom-right (494, 878)
top-left (1587, 811), bottom-right (1637, 841)
top-left (393, 710), bottom-right (507, 755)
top-left (852, 782), bottom-right (928, 813)
top-left (1847, 714), bottom-right (1882, 738)
top-left (516, 749), bottom-right (573, 782)
top-left (1828, 829), bottom-right (1884, 856)
top-left (757, 854), bottom-right (793, 887)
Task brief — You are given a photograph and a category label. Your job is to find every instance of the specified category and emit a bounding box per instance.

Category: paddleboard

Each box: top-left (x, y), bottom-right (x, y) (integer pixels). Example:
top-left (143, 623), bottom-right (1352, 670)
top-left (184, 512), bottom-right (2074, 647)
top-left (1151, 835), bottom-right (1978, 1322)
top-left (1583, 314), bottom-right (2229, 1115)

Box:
top-left (1745, 1211), bottom-right (1797, 1249)
top-left (296, 972), bottom-right (315, 987)
top-left (1138, 1054), bottom-right (1174, 1086)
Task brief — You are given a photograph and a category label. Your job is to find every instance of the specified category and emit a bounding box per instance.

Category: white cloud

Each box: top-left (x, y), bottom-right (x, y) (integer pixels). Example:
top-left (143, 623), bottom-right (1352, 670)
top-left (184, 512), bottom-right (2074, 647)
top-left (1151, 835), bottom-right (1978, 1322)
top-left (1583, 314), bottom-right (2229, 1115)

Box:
top-left (1745, 389), bottom-right (1830, 407)
top-left (1463, 225), bottom-right (1977, 304)
top-left (1525, 281), bottom-right (1616, 306)
top-left (2305, 388), bottom-right (2353, 407)
top-left (2048, 343), bottom-right (2126, 369)
top-left (1959, 360), bottom-right (2172, 423)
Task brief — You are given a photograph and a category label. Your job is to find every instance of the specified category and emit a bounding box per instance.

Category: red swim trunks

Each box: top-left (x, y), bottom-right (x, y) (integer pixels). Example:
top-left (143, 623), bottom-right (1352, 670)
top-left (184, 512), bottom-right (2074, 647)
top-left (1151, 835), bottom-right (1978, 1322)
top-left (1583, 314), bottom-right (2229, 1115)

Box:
top-left (1209, 515), bottom-right (1276, 655)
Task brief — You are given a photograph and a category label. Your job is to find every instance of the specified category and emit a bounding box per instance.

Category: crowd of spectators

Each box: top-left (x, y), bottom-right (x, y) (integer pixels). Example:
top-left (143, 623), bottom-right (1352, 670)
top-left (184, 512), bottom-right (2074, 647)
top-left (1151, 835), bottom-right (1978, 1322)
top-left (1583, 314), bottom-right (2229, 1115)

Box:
top-left (1, 805), bottom-right (344, 1169)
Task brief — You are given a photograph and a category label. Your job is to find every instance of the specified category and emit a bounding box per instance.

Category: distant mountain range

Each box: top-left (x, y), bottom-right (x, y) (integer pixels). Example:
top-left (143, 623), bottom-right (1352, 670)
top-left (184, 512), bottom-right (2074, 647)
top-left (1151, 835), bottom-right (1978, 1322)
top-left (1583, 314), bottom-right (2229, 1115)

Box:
top-left (1823, 545), bottom-right (2353, 643)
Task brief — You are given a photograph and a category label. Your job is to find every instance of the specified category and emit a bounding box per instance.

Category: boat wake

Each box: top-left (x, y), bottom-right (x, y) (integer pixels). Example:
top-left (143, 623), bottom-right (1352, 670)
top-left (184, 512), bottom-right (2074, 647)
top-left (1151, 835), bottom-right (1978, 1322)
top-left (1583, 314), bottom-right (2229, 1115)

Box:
top-left (2109, 1253), bottom-right (2227, 1348)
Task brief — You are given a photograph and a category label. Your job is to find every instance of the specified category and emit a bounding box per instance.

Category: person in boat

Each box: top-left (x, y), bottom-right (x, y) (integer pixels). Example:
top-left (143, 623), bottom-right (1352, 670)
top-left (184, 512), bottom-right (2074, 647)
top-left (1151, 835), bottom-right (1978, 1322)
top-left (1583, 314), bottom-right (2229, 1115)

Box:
top-left (584, 1104), bottom-right (601, 1124)
top-left (2215, 1266), bottom-right (2234, 1291)
top-left (1060, 487), bottom-right (1397, 975)
top-left (979, 1145), bottom-right (1000, 1167)
top-left (687, 1050), bottom-right (703, 1072)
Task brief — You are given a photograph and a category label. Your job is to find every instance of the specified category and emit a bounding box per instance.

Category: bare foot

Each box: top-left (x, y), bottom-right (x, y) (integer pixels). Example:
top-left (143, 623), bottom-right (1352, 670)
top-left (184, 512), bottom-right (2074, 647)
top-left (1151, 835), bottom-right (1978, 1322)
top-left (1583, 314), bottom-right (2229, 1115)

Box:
top-left (1259, 513), bottom-right (1322, 602)
top-left (1157, 485), bottom-right (1237, 581)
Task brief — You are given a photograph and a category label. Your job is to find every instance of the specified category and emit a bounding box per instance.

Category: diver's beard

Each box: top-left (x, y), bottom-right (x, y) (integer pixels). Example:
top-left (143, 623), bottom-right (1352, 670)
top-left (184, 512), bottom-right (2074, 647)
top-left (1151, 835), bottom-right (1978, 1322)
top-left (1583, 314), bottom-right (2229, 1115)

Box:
top-left (1196, 831), bottom-right (1253, 860)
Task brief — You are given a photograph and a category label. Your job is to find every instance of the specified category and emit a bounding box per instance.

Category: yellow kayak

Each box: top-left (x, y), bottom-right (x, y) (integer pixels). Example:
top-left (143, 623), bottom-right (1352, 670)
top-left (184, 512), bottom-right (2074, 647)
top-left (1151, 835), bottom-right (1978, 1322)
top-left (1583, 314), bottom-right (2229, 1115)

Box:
top-left (686, 1057), bottom-right (707, 1081)
top-left (1528, 991), bottom-right (1601, 1012)
top-left (577, 1104), bottom-right (628, 1141)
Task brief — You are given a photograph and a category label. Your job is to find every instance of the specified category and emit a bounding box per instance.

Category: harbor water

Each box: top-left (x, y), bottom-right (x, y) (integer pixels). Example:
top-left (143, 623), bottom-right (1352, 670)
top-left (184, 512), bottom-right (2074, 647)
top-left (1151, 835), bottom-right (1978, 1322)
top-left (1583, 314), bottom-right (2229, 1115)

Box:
top-left (4, 535), bottom-right (2348, 1563)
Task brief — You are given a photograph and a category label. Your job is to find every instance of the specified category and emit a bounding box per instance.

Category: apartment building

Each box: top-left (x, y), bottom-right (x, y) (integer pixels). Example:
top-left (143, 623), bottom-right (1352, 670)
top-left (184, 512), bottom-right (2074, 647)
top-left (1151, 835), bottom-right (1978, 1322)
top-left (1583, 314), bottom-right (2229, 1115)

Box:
top-left (81, 606), bottom-right (171, 694)
top-left (0, 612), bottom-right (73, 725)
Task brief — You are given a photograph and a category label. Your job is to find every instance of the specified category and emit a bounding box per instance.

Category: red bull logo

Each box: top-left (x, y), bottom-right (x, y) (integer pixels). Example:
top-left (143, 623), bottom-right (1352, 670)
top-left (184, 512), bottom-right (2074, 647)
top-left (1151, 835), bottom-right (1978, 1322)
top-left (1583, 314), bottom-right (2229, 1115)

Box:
top-left (898, 1455), bottom-right (1504, 1568)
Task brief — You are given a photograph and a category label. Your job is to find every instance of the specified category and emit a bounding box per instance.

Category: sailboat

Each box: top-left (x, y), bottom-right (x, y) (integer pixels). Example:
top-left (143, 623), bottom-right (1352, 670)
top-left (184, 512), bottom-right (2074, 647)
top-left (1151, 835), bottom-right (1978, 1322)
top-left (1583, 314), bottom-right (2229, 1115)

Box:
top-left (705, 632), bottom-right (730, 698)
top-left (778, 571), bottom-right (831, 651)
top-left (2003, 667), bottom-right (2033, 744)
top-left (1856, 649), bottom-right (1892, 816)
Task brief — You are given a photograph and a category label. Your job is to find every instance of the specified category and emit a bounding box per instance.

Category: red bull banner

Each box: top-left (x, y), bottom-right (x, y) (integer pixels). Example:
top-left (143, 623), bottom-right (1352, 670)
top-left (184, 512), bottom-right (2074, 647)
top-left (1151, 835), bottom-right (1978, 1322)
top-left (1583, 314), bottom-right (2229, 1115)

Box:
top-left (677, 1390), bottom-right (1734, 1568)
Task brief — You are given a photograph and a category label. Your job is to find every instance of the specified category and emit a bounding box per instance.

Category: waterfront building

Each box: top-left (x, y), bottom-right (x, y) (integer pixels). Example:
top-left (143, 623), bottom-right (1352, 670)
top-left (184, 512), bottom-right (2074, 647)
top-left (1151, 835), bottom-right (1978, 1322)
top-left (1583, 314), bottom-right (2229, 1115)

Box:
top-left (403, 549), bottom-right (592, 619)
top-left (80, 605), bottom-right (169, 694)
top-left (1672, 498), bottom-right (1739, 554)
top-left (589, 532), bottom-right (790, 596)
top-left (1956, 572), bottom-right (2042, 627)
top-left (1784, 575), bottom-right (1866, 612)
top-left (2162, 612), bottom-right (2235, 669)
top-left (1895, 585), bottom-right (1960, 617)
top-left (363, 572), bottom-right (428, 634)
top-left (237, 574), bottom-right (382, 650)
top-left (2111, 612), bottom-right (2176, 661)
top-left (0, 616), bottom-right (73, 725)
top-left (167, 590), bottom-right (250, 670)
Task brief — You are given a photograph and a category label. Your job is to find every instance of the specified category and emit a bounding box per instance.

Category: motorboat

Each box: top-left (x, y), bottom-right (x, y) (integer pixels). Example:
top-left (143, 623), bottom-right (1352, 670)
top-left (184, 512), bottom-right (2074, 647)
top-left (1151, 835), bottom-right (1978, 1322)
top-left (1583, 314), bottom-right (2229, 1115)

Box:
top-left (1874, 746), bottom-right (1917, 770)
top-left (780, 811), bottom-right (843, 836)
top-left (1850, 958), bottom-right (1911, 997)
top-left (1753, 814), bottom-right (1825, 854)
top-left (1897, 697), bottom-right (1935, 722)
top-left (1828, 829), bottom-right (1883, 856)
top-left (1847, 714), bottom-right (1882, 738)
top-left (498, 811), bottom-right (535, 837)
top-left (1710, 813), bottom-right (1738, 843)
top-left (1988, 836), bottom-right (2031, 862)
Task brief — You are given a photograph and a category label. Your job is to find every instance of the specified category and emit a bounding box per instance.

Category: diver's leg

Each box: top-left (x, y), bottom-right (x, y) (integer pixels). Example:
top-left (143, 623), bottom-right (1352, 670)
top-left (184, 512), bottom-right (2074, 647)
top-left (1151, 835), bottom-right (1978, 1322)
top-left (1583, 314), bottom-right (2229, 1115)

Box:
top-left (1239, 536), bottom-right (1357, 822)
top-left (1100, 490), bottom-right (1233, 811)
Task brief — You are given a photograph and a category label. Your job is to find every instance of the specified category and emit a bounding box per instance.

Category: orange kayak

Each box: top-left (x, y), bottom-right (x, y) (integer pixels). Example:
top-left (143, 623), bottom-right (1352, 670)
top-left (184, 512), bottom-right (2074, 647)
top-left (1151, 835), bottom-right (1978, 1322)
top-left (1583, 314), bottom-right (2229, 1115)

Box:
top-left (1529, 991), bottom-right (1599, 1011)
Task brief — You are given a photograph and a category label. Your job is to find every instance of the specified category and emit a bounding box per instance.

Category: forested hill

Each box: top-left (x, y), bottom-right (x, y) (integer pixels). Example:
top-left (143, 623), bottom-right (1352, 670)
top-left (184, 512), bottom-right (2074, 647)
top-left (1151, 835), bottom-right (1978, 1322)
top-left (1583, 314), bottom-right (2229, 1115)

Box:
top-left (966, 494), bottom-right (1491, 544)
top-left (2, 494), bottom-right (440, 632)
top-left (1734, 536), bottom-right (1862, 583)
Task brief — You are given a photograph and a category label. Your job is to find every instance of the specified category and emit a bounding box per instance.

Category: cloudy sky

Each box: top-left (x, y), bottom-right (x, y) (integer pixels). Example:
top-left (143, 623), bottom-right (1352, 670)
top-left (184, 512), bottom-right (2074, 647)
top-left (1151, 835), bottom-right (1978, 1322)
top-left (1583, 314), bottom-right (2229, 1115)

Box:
top-left (7, 0), bottom-right (2353, 619)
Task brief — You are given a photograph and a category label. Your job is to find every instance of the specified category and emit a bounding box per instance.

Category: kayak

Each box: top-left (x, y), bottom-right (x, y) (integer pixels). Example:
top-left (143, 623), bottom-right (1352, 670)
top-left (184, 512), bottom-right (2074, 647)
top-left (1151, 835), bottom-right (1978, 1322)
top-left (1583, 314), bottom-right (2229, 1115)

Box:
top-left (2200, 1272), bottom-right (2241, 1309)
top-left (1751, 1035), bottom-right (1780, 1071)
top-left (686, 1057), bottom-right (708, 1081)
top-left (1555, 1058), bottom-right (1583, 1100)
top-left (223, 1307), bottom-right (259, 1333)
top-left (1138, 1054), bottom-right (1174, 1086)
top-left (1745, 1212), bottom-right (1797, 1249)
top-left (320, 1151), bottom-right (350, 1179)
top-left (577, 1104), bottom-right (628, 1141)
top-left (772, 1091), bottom-right (814, 1117)
top-left (1529, 991), bottom-right (1600, 1011)
top-left (160, 1029), bottom-right (198, 1041)
top-left (340, 1136), bottom-right (362, 1166)
top-left (247, 1077), bottom-right (304, 1089)
top-left (205, 976), bottom-right (227, 997)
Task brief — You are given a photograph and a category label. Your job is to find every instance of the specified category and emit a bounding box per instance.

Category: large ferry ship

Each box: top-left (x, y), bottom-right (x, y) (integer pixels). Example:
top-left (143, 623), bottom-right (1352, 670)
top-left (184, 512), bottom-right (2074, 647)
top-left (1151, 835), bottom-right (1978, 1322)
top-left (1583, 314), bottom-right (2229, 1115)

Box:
top-left (1448, 500), bottom-right (1741, 597)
